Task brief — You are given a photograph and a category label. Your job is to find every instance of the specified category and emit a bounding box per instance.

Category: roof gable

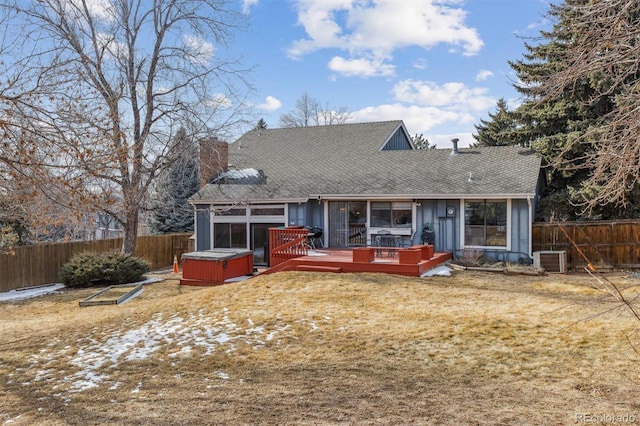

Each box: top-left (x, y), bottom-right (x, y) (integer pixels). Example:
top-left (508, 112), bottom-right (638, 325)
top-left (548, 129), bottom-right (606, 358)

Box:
top-left (381, 123), bottom-right (413, 151)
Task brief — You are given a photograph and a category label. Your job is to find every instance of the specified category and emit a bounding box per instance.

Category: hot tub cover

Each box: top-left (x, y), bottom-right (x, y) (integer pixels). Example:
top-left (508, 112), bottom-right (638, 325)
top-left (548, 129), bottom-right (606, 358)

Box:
top-left (182, 248), bottom-right (253, 261)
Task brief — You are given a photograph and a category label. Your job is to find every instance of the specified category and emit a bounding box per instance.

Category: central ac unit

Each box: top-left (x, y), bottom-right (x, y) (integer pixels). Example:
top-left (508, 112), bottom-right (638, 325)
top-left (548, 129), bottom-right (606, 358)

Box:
top-left (533, 250), bottom-right (567, 273)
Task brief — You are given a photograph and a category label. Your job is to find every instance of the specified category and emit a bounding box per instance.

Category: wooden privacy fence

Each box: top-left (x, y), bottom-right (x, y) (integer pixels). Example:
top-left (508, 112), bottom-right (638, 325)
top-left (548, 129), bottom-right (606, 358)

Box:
top-left (0, 233), bottom-right (191, 292)
top-left (532, 221), bottom-right (640, 271)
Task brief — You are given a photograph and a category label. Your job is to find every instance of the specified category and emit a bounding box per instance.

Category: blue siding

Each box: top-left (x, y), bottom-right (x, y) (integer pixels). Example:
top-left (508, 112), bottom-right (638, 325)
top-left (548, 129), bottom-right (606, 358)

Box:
top-left (416, 199), bottom-right (459, 252)
top-left (509, 199), bottom-right (531, 261)
top-left (381, 128), bottom-right (412, 151)
top-left (416, 198), bottom-right (532, 263)
top-left (306, 202), bottom-right (324, 229)
top-left (195, 209), bottom-right (210, 250)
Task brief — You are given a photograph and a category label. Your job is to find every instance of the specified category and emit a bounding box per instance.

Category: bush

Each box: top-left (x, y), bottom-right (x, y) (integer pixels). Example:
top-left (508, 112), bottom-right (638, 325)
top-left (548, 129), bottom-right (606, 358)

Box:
top-left (59, 251), bottom-right (150, 288)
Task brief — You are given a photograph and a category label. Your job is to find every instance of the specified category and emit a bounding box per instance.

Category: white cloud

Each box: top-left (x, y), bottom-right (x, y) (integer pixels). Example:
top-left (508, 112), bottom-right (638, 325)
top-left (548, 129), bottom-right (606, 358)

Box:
top-left (392, 79), bottom-right (495, 111)
top-left (257, 96), bottom-right (282, 111)
top-left (207, 94), bottom-right (233, 109)
top-left (412, 58), bottom-right (428, 70)
top-left (183, 35), bottom-right (215, 66)
top-left (62, 0), bottom-right (115, 22)
top-left (475, 69), bottom-right (494, 81)
top-left (429, 132), bottom-right (476, 149)
top-left (328, 56), bottom-right (395, 77)
top-left (348, 78), bottom-right (497, 143)
top-left (351, 104), bottom-right (474, 135)
top-left (242, 0), bottom-right (259, 14)
top-left (288, 0), bottom-right (483, 77)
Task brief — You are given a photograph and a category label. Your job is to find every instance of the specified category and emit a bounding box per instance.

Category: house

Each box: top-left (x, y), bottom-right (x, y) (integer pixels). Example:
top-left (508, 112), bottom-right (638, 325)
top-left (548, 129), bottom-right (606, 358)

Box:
top-left (190, 120), bottom-right (543, 266)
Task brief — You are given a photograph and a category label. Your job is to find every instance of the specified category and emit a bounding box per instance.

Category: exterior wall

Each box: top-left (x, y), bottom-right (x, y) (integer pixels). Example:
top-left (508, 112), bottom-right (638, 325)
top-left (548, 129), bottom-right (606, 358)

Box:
top-left (193, 197), bottom-right (533, 263)
top-left (416, 198), bottom-right (532, 263)
top-left (509, 198), bottom-right (532, 261)
top-left (306, 201), bottom-right (324, 229)
top-left (195, 208), bottom-right (211, 251)
top-left (415, 199), bottom-right (459, 253)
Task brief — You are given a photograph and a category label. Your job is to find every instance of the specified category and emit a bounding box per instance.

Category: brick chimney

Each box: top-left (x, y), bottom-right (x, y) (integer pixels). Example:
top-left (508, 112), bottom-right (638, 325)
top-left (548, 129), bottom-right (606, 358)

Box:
top-left (199, 137), bottom-right (228, 187)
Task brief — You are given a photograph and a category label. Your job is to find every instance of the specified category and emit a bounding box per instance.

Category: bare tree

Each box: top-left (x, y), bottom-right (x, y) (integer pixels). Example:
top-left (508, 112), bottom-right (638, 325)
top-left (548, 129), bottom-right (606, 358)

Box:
top-left (0, 0), bottom-right (251, 254)
top-left (279, 91), bottom-right (351, 127)
top-left (535, 0), bottom-right (640, 214)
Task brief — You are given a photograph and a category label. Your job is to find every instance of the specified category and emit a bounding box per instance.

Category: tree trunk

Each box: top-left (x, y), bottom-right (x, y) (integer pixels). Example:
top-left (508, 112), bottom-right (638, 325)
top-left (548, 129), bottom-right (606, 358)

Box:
top-left (122, 207), bottom-right (139, 255)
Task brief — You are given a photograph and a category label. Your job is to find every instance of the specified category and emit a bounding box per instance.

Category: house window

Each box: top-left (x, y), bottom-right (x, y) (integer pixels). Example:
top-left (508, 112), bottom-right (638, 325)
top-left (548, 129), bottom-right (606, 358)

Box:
top-left (214, 223), bottom-right (247, 248)
top-left (464, 200), bottom-right (507, 247)
top-left (217, 208), bottom-right (247, 216)
top-left (250, 207), bottom-right (285, 216)
top-left (370, 202), bottom-right (412, 228)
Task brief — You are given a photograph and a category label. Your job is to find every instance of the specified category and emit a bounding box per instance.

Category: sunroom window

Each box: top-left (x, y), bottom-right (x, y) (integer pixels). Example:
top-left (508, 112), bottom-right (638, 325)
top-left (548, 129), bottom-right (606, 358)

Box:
top-left (371, 202), bottom-right (412, 228)
top-left (464, 200), bottom-right (507, 247)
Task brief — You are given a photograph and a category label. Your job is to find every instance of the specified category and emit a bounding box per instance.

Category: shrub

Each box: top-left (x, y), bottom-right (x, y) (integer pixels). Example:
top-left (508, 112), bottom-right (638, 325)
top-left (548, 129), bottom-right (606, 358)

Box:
top-left (59, 251), bottom-right (150, 288)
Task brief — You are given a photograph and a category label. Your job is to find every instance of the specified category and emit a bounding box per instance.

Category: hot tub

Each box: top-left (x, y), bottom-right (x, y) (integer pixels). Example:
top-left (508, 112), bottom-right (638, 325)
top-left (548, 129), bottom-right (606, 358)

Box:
top-left (180, 249), bottom-right (254, 286)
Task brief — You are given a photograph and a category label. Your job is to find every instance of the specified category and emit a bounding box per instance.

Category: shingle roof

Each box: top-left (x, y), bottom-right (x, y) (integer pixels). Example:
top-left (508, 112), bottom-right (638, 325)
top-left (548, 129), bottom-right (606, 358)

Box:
top-left (191, 120), bottom-right (542, 203)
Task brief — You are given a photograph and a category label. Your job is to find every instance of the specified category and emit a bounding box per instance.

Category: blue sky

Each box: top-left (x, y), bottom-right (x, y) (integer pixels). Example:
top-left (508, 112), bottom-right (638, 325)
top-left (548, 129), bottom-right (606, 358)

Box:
top-left (235, 0), bottom-right (552, 148)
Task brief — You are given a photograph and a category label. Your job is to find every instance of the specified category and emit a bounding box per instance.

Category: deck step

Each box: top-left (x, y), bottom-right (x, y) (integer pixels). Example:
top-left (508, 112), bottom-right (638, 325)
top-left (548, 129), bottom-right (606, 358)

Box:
top-left (296, 265), bottom-right (343, 273)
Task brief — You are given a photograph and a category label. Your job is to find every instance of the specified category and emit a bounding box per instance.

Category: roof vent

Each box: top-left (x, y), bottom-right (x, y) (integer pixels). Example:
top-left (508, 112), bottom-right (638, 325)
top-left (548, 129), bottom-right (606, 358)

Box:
top-left (451, 138), bottom-right (459, 155)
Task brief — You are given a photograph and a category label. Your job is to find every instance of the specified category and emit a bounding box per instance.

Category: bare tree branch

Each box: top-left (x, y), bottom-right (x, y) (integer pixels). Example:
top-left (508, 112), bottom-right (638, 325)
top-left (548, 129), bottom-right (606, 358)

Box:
top-left (279, 91), bottom-right (352, 128)
top-left (535, 0), bottom-right (640, 214)
top-left (0, 0), bottom-right (252, 253)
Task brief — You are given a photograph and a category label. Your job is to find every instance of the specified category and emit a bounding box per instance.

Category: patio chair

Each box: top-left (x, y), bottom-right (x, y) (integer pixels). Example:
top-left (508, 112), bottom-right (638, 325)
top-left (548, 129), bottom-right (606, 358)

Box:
top-left (375, 230), bottom-right (396, 257)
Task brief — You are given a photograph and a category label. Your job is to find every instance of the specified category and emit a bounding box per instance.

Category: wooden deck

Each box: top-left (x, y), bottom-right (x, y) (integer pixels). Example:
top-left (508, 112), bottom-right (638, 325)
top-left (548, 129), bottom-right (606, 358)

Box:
top-left (262, 245), bottom-right (452, 278)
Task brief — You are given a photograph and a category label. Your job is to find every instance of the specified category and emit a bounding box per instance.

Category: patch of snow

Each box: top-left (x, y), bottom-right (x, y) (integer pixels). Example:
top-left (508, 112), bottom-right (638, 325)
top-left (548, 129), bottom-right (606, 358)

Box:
top-left (421, 266), bottom-right (453, 277)
top-left (222, 168), bottom-right (259, 180)
top-left (118, 288), bottom-right (144, 304)
top-left (26, 310), bottom-right (292, 394)
top-left (4, 414), bottom-right (22, 424)
top-left (224, 275), bottom-right (253, 283)
top-left (0, 277), bottom-right (160, 302)
top-left (0, 284), bottom-right (65, 302)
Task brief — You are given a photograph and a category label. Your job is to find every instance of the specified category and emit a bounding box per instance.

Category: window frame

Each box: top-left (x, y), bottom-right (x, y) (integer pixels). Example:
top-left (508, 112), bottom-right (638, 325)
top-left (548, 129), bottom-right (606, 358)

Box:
top-left (370, 201), bottom-right (413, 229)
top-left (461, 199), bottom-right (511, 250)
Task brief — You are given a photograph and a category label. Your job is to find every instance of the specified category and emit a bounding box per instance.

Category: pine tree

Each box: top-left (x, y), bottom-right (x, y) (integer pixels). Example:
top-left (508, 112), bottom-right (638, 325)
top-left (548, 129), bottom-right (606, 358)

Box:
top-left (255, 118), bottom-right (267, 130)
top-left (473, 98), bottom-right (520, 146)
top-left (529, 0), bottom-right (640, 218)
top-left (148, 128), bottom-right (200, 234)
top-left (411, 133), bottom-right (436, 150)
top-left (507, 0), bottom-right (623, 220)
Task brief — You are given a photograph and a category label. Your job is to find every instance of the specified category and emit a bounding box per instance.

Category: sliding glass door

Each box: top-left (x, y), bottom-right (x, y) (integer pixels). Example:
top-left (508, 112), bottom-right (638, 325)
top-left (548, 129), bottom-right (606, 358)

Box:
top-left (328, 201), bottom-right (367, 247)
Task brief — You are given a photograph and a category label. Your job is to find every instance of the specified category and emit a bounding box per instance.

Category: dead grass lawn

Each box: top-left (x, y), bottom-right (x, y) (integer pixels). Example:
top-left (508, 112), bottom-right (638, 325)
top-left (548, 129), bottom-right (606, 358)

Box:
top-left (1, 270), bottom-right (640, 425)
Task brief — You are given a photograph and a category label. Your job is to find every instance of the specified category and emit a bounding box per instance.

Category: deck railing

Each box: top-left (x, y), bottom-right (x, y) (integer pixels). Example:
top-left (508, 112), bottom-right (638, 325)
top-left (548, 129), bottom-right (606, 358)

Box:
top-left (269, 227), bottom-right (309, 267)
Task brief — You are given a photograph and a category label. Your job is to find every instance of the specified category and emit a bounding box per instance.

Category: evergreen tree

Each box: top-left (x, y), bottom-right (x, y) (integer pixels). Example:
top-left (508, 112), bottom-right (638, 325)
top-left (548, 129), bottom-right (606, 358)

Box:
top-left (411, 133), bottom-right (436, 150)
top-left (255, 118), bottom-right (267, 130)
top-left (148, 128), bottom-right (200, 234)
top-left (473, 98), bottom-right (520, 146)
top-left (508, 0), bottom-right (622, 220)
top-left (530, 0), bottom-right (640, 218)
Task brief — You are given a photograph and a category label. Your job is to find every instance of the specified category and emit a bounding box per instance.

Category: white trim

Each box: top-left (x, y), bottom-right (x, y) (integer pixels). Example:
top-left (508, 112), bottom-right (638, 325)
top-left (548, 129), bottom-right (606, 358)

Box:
top-left (527, 196), bottom-right (533, 258)
top-left (307, 193), bottom-right (536, 200)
